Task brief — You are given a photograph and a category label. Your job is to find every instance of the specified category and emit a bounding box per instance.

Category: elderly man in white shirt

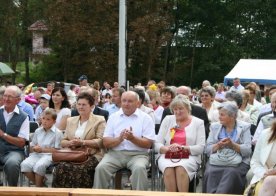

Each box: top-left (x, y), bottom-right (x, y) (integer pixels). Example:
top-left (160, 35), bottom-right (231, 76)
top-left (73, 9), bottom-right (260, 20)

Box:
top-left (93, 91), bottom-right (155, 190)
top-left (0, 86), bottom-right (30, 186)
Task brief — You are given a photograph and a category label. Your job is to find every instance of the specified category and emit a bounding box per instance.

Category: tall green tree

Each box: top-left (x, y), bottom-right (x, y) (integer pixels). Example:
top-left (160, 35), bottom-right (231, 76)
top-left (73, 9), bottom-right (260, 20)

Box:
top-left (0, 0), bottom-right (21, 83)
top-left (1, 0), bottom-right (273, 87)
top-left (126, 0), bottom-right (173, 84)
top-left (165, 0), bottom-right (276, 87)
top-left (44, 0), bottom-right (119, 83)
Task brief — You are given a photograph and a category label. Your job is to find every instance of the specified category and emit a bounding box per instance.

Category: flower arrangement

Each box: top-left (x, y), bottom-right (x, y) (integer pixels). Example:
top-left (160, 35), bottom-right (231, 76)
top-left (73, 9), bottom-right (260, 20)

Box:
top-left (170, 127), bottom-right (176, 139)
top-left (148, 84), bottom-right (157, 91)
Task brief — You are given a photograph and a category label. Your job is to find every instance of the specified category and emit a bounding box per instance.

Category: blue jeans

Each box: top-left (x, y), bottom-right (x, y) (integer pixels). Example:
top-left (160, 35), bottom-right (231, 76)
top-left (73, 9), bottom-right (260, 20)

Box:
top-left (1, 151), bottom-right (24, 186)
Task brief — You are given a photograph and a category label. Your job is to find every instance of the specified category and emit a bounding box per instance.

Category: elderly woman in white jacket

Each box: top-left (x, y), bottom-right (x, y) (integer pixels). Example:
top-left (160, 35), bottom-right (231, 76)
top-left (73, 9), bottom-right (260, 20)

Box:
top-left (155, 94), bottom-right (205, 192)
top-left (250, 120), bottom-right (276, 196)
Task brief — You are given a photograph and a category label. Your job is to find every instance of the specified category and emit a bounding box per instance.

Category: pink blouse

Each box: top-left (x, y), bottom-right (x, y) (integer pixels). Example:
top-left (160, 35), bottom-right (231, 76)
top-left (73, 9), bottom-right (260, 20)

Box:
top-left (170, 128), bottom-right (186, 146)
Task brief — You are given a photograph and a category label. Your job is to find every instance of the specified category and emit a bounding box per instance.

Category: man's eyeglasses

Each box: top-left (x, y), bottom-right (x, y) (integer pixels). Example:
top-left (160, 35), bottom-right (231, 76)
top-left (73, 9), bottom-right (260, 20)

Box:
top-left (3, 95), bottom-right (20, 99)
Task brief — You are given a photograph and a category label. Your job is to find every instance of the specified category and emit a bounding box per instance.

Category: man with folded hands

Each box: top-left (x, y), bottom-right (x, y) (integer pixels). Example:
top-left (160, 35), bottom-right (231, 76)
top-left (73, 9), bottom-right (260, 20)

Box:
top-left (0, 86), bottom-right (30, 186)
top-left (93, 91), bottom-right (155, 190)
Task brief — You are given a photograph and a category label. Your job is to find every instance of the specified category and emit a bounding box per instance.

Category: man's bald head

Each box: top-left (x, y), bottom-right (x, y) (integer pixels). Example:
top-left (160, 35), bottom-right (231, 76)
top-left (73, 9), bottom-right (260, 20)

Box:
top-left (121, 91), bottom-right (139, 116)
top-left (176, 86), bottom-right (191, 96)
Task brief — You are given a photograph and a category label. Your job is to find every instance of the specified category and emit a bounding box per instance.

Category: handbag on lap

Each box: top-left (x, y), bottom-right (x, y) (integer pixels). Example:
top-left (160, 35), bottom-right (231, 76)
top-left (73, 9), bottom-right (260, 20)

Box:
top-left (165, 127), bottom-right (190, 163)
top-left (209, 148), bottom-right (242, 167)
top-left (52, 147), bottom-right (89, 164)
top-left (165, 148), bottom-right (190, 163)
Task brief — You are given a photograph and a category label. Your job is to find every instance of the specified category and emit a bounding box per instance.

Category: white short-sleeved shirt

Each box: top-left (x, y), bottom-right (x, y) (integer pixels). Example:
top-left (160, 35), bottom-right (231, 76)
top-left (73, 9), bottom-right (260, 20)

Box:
top-left (1, 105), bottom-right (29, 140)
top-left (31, 125), bottom-right (63, 154)
top-left (104, 108), bottom-right (155, 152)
top-left (229, 84), bottom-right (244, 92)
top-left (55, 108), bottom-right (71, 127)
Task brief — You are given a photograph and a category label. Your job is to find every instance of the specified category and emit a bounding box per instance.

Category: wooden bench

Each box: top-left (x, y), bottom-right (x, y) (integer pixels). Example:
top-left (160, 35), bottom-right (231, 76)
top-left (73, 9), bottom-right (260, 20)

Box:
top-left (0, 187), bottom-right (72, 196)
top-left (70, 188), bottom-right (241, 196)
top-left (0, 187), bottom-right (242, 196)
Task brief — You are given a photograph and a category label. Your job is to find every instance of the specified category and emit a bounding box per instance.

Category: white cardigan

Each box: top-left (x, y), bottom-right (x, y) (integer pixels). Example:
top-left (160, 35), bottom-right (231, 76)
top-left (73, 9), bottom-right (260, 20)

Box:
top-left (154, 115), bottom-right (205, 163)
top-left (250, 128), bottom-right (274, 184)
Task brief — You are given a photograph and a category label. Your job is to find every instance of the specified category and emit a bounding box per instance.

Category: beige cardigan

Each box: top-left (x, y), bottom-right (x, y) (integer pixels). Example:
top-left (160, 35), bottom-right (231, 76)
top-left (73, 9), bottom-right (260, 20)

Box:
top-left (61, 114), bottom-right (106, 161)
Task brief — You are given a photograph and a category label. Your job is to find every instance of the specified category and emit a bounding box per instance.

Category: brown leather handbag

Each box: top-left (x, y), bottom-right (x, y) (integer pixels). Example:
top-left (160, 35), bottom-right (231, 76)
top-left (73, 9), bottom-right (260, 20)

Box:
top-left (52, 148), bottom-right (89, 164)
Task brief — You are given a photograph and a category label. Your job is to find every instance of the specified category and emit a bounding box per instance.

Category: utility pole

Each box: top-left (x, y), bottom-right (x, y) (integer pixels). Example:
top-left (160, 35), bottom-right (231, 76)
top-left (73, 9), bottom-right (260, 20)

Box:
top-left (118, 0), bottom-right (126, 87)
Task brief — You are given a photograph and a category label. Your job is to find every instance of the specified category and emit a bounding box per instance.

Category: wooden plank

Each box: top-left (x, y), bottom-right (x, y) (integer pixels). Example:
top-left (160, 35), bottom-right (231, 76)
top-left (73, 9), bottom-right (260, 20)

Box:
top-left (70, 188), bottom-right (241, 196)
top-left (0, 187), bottom-right (72, 196)
top-left (0, 187), bottom-right (243, 196)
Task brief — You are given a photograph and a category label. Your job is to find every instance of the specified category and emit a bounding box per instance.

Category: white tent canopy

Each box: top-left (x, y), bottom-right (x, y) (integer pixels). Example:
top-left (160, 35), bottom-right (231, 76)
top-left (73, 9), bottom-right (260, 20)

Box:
top-left (224, 59), bottom-right (276, 85)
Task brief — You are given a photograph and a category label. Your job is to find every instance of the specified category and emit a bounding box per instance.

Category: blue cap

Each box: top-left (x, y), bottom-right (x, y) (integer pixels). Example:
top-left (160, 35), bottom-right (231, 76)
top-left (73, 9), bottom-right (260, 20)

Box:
top-left (78, 75), bottom-right (88, 81)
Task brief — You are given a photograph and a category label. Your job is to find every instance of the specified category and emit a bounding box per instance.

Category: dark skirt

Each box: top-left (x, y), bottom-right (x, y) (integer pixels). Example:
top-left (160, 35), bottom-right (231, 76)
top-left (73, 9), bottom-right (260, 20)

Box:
top-left (203, 161), bottom-right (249, 194)
top-left (52, 156), bottom-right (99, 188)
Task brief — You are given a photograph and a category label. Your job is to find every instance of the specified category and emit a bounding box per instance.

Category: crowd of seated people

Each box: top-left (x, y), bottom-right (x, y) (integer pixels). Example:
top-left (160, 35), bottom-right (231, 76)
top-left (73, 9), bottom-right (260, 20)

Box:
top-left (1, 77), bottom-right (276, 195)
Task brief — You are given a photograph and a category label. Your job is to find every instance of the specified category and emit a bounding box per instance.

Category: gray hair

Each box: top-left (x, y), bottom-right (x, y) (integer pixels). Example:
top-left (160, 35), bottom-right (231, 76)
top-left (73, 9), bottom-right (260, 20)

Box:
top-left (135, 85), bottom-right (145, 92)
top-left (199, 86), bottom-right (216, 98)
top-left (202, 80), bottom-right (211, 87)
top-left (225, 90), bottom-right (243, 108)
top-left (186, 86), bottom-right (192, 95)
top-left (0, 86), bottom-right (6, 97)
top-left (170, 94), bottom-right (191, 114)
top-left (6, 85), bottom-right (22, 97)
top-left (218, 101), bottom-right (238, 118)
top-left (144, 91), bottom-right (150, 104)
top-left (176, 86), bottom-right (192, 96)
top-left (169, 86), bottom-right (177, 95)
